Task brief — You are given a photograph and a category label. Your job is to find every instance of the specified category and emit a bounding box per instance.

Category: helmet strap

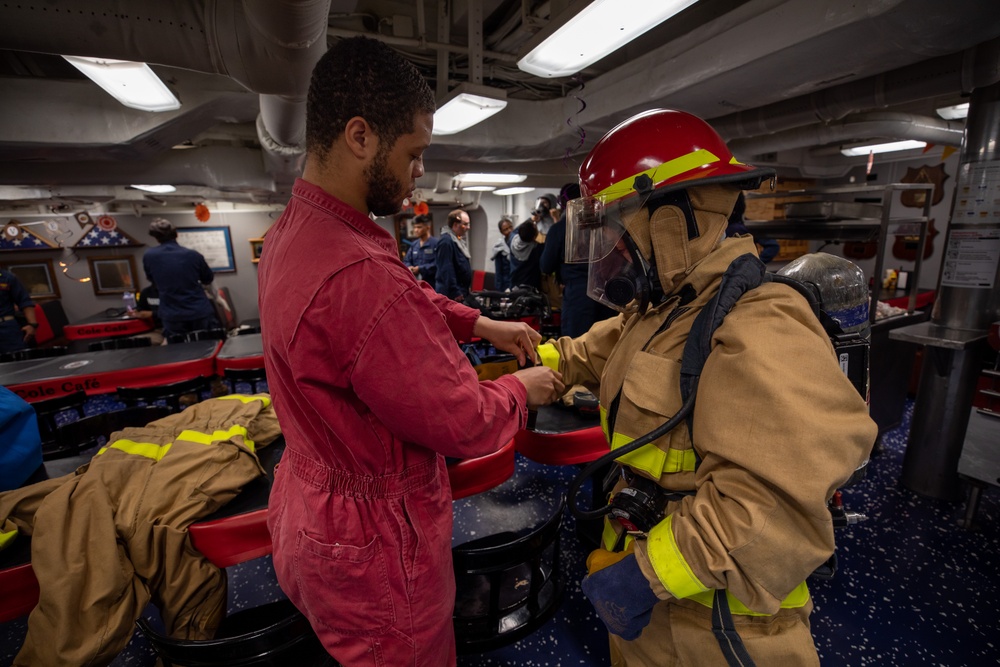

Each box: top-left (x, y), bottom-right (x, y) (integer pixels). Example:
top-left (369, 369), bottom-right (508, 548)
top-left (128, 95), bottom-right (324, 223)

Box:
top-left (649, 189), bottom-right (700, 241)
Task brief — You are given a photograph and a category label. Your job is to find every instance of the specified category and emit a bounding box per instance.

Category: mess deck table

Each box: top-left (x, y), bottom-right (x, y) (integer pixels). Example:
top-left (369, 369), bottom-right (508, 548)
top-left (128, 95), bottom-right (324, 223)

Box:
top-left (62, 310), bottom-right (153, 342)
top-left (0, 340), bottom-right (220, 403)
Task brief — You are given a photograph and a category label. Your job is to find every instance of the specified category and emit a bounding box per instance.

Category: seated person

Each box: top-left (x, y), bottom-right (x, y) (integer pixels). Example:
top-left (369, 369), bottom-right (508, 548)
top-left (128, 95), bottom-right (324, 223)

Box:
top-left (131, 284), bottom-right (165, 345)
top-left (0, 268), bottom-right (37, 353)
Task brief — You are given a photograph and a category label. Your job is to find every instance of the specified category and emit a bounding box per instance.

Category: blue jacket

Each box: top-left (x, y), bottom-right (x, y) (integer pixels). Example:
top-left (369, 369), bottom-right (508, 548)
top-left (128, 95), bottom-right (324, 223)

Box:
top-left (404, 236), bottom-right (439, 282)
top-left (0, 269), bottom-right (35, 318)
top-left (143, 241), bottom-right (217, 322)
top-left (434, 233), bottom-right (472, 299)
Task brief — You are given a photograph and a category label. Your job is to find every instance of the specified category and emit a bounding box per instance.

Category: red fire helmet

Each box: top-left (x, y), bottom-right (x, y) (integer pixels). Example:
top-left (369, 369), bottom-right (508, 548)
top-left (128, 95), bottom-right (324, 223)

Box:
top-left (578, 109), bottom-right (773, 204)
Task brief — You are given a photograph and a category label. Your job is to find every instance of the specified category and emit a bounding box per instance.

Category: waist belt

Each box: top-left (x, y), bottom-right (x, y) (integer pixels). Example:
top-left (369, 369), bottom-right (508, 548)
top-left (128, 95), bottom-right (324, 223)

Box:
top-left (284, 447), bottom-right (439, 499)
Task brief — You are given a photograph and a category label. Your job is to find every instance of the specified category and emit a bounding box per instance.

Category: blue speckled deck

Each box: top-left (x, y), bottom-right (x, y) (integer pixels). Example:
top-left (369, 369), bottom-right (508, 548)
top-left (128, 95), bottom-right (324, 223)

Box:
top-left (2, 399), bottom-right (998, 666)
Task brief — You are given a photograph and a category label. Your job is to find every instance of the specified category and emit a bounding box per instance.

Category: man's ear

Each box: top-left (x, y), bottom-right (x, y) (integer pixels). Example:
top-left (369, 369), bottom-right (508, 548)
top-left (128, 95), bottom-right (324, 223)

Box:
top-left (344, 116), bottom-right (377, 160)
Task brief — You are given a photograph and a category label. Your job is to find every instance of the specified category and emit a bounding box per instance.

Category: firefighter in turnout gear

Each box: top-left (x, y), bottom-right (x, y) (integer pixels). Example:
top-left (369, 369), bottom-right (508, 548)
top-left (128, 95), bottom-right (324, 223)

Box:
top-left (540, 109), bottom-right (877, 666)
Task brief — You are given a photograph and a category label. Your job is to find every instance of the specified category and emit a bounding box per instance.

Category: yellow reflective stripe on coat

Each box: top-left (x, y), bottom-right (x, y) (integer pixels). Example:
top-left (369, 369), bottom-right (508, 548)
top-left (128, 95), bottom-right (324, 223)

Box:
top-left (97, 439), bottom-right (173, 461)
top-left (600, 413), bottom-right (697, 478)
top-left (217, 394), bottom-right (271, 408)
top-left (646, 514), bottom-right (710, 599)
top-left (178, 425), bottom-right (255, 453)
top-left (0, 527), bottom-right (18, 550)
top-left (687, 581), bottom-right (811, 615)
top-left (537, 343), bottom-right (560, 372)
top-left (96, 425), bottom-right (254, 460)
top-left (595, 149), bottom-right (721, 202)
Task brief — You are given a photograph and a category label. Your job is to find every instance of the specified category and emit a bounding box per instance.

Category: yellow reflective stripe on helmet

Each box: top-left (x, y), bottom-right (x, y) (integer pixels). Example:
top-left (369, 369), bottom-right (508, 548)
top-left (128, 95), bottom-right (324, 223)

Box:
top-left (646, 514), bottom-right (710, 599)
top-left (178, 425), bottom-right (255, 453)
top-left (596, 149), bottom-right (721, 202)
top-left (0, 526), bottom-right (18, 551)
top-left (97, 439), bottom-right (173, 461)
top-left (537, 343), bottom-right (560, 372)
top-left (687, 581), bottom-right (810, 615)
top-left (217, 394), bottom-right (271, 408)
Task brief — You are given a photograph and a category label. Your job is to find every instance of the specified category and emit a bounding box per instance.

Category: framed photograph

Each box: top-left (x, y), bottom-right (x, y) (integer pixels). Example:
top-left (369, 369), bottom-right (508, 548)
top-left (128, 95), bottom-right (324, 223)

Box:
top-left (87, 256), bottom-right (138, 296)
top-left (6, 259), bottom-right (60, 299)
top-left (249, 238), bottom-right (265, 264)
top-left (176, 226), bottom-right (236, 272)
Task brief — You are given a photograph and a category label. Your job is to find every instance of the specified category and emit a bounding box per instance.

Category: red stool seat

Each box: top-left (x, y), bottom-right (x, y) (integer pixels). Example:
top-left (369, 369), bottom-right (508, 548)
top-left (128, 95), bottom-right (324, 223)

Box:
top-left (515, 425), bottom-right (607, 466)
top-left (448, 438), bottom-right (516, 500)
top-left (0, 563), bottom-right (39, 623)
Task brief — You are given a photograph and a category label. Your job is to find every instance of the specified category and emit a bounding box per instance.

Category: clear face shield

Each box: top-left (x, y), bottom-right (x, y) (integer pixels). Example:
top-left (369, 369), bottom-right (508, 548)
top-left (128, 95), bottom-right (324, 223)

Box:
top-left (565, 191), bottom-right (653, 313)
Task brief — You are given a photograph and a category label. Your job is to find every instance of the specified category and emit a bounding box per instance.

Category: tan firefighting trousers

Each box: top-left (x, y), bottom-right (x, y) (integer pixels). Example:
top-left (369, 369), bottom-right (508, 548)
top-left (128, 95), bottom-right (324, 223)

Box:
top-left (0, 394), bottom-right (281, 667)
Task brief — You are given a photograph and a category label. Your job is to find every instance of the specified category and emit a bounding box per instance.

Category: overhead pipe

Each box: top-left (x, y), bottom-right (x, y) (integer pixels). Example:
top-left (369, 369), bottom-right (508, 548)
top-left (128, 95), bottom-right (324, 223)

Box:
top-left (729, 112), bottom-right (965, 158)
top-left (712, 37), bottom-right (1000, 140)
top-left (0, 0), bottom-right (331, 182)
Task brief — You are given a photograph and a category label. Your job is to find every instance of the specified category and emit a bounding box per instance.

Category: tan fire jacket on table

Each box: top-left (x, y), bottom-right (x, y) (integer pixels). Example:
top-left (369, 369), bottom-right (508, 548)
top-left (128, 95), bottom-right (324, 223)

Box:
top-left (0, 394), bottom-right (281, 667)
top-left (538, 236), bottom-right (877, 664)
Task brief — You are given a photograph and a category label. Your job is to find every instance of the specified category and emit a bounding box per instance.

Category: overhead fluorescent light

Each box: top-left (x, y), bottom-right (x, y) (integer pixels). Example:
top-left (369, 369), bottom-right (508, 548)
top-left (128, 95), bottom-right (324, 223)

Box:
top-left (131, 184), bottom-right (177, 193)
top-left (840, 140), bottom-right (927, 157)
top-left (936, 103), bottom-right (969, 120)
top-left (456, 173), bottom-right (527, 185)
top-left (518, 0), bottom-right (700, 78)
top-left (493, 186), bottom-right (536, 196)
top-left (63, 55), bottom-right (181, 112)
top-left (433, 83), bottom-right (507, 135)
top-left (462, 185), bottom-right (497, 191)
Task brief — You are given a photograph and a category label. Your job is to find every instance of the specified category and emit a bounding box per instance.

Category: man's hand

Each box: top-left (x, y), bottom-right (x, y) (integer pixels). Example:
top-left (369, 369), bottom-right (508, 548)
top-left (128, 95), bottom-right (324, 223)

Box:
top-left (409, 265), bottom-right (420, 275)
top-left (512, 366), bottom-right (564, 408)
top-left (21, 324), bottom-right (35, 342)
top-left (472, 317), bottom-right (542, 366)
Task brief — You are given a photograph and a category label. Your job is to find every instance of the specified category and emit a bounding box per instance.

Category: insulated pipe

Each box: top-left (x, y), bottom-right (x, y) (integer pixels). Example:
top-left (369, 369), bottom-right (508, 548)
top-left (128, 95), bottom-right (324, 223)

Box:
top-left (713, 37), bottom-right (1000, 140)
top-left (0, 1), bottom-right (331, 171)
top-left (729, 112), bottom-right (965, 158)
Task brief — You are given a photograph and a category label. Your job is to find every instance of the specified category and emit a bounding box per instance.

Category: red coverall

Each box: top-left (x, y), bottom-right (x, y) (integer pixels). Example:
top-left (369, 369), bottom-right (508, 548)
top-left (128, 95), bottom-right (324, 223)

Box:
top-left (258, 180), bottom-right (529, 666)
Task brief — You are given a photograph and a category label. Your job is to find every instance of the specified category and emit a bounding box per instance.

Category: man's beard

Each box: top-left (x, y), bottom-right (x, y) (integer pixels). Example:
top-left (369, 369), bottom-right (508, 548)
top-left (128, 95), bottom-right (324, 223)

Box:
top-left (365, 148), bottom-right (406, 217)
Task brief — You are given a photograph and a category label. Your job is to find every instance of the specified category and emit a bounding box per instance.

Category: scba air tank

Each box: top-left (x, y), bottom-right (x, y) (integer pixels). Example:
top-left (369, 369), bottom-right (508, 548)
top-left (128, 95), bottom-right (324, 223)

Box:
top-left (777, 252), bottom-right (870, 335)
top-left (778, 252), bottom-right (871, 403)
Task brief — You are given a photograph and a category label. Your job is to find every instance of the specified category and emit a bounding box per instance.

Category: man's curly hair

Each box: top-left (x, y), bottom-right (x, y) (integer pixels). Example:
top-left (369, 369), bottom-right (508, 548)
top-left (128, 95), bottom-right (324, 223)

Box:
top-left (307, 37), bottom-right (436, 162)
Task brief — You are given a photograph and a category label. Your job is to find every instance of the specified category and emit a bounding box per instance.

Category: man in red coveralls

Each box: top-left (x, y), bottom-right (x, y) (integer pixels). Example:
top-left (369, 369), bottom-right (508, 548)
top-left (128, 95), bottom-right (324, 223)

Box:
top-left (258, 37), bottom-right (564, 666)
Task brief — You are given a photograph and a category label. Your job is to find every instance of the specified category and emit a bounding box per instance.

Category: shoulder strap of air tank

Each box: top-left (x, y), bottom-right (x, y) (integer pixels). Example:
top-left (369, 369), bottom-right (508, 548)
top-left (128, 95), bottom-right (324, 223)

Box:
top-left (679, 253), bottom-right (766, 408)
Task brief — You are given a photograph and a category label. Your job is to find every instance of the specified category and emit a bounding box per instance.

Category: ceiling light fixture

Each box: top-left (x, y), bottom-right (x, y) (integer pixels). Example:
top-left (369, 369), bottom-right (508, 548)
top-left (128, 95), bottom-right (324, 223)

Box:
top-left (456, 173), bottom-right (527, 185)
top-left (840, 140), bottom-right (927, 157)
top-left (493, 186), bottom-right (536, 196)
top-left (518, 0), bottom-right (700, 78)
top-left (63, 56), bottom-right (181, 112)
top-left (462, 185), bottom-right (497, 192)
top-left (130, 184), bottom-right (177, 193)
top-left (936, 103), bottom-right (970, 120)
top-left (433, 83), bottom-right (508, 135)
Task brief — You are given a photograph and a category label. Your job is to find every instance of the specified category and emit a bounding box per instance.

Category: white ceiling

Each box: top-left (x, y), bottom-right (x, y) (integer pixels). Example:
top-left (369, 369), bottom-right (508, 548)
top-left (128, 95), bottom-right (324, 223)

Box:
top-left (0, 0), bottom-right (996, 213)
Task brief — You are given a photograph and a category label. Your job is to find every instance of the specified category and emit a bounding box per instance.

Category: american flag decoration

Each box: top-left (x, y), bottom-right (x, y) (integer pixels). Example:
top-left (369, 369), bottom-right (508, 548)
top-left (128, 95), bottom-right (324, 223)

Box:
top-left (0, 220), bottom-right (58, 251)
top-left (74, 216), bottom-right (142, 248)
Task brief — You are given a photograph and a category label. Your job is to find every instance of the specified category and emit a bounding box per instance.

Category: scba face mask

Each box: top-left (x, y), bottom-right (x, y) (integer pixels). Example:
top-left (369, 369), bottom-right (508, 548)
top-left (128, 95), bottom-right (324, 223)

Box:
top-left (586, 232), bottom-right (655, 314)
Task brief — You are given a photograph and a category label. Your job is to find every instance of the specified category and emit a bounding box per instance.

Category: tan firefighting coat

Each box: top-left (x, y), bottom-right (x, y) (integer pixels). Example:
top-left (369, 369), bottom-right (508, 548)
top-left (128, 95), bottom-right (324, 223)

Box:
top-left (539, 235), bottom-right (877, 664)
top-left (0, 394), bottom-right (281, 667)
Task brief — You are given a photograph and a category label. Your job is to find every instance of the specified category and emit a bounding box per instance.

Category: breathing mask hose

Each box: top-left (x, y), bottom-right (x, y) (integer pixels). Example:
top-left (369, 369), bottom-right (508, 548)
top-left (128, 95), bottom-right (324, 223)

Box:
top-left (567, 389), bottom-right (698, 521)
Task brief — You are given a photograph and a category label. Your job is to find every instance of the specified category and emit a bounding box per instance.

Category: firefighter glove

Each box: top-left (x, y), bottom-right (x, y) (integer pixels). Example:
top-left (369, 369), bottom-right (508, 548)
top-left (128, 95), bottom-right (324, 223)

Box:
top-left (581, 552), bottom-right (658, 640)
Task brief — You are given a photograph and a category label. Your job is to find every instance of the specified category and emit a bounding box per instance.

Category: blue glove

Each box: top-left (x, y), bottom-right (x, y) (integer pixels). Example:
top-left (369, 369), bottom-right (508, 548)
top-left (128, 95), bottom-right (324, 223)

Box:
top-left (581, 553), bottom-right (659, 640)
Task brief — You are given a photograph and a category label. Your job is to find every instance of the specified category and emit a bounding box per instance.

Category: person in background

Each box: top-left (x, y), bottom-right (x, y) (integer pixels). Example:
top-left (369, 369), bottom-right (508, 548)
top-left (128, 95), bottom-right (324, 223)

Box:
top-left (142, 219), bottom-right (220, 341)
top-left (540, 183), bottom-right (616, 337)
top-left (256, 37), bottom-right (563, 667)
top-left (726, 191), bottom-right (780, 263)
top-left (490, 216), bottom-right (514, 291)
top-left (533, 193), bottom-right (557, 236)
top-left (403, 213), bottom-right (438, 282)
top-left (0, 268), bottom-right (37, 353)
top-left (434, 208), bottom-right (473, 300)
top-left (395, 211), bottom-right (415, 257)
top-left (509, 219), bottom-right (543, 290)
top-left (538, 109), bottom-right (875, 665)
